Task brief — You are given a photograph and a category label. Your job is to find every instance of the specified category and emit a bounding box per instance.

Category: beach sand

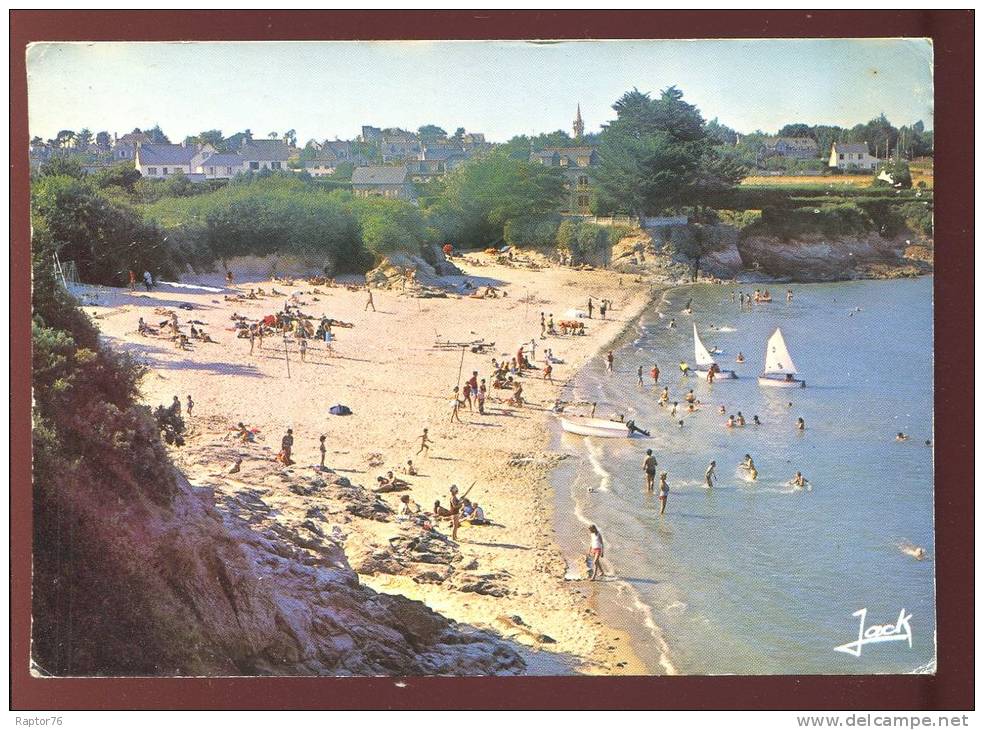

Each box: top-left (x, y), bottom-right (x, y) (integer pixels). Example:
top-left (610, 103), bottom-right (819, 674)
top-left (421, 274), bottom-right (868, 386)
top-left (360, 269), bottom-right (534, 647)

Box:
top-left (88, 253), bottom-right (658, 675)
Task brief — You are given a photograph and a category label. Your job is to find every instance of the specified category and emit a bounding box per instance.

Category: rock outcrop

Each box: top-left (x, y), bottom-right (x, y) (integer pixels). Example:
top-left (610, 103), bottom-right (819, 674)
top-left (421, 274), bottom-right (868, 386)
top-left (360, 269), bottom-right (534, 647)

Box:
top-left (737, 233), bottom-right (933, 281)
top-left (33, 432), bottom-right (525, 677)
top-left (366, 245), bottom-right (463, 289)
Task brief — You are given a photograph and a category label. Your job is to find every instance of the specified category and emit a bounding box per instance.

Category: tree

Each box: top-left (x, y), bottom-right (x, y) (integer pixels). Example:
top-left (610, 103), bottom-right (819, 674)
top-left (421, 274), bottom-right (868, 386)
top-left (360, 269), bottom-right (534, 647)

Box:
top-left (283, 129), bottom-right (297, 148)
top-left (75, 128), bottom-right (94, 151)
top-left (417, 125), bottom-right (447, 142)
top-left (145, 125), bottom-right (170, 144)
top-left (777, 123), bottom-right (814, 139)
top-left (39, 157), bottom-right (85, 179)
top-left (595, 87), bottom-right (743, 216)
top-left (54, 130), bottom-right (76, 149)
top-left (93, 162), bottom-right (142, 191)
top-left (95, 131), bottom-right (112, 149)
top-left (268, 131), bottom-right (278, 139)
top-left (427, 152), bottom-right (566, 246)
top-left (198, 130), bottom-right (226, 151)
top-left (706, 118), bottom-right (739, 146)
top-left (30, 136), bottom-right (45, 150)
top-left (31, 175), bottom-right (175, 285)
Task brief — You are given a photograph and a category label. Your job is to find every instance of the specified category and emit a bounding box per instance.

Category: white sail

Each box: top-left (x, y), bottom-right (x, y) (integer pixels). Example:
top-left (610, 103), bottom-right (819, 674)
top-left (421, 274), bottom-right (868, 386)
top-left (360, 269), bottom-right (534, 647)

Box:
top-left (693, 323), bottom-right (717, 367)
top-left (764, 328), bottom-right (798, 375)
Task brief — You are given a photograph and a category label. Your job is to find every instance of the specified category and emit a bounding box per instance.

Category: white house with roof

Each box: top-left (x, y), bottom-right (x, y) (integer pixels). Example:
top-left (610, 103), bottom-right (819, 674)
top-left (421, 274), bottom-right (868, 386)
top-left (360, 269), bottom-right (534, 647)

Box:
top-left (238, 139), bottom-right (292, 172)
top-left (195, 152), bottom-right (248, 179)
top-left (134, 142), bottom-right (215, 179)
top-left (828, 142), bottom-right (879, 171)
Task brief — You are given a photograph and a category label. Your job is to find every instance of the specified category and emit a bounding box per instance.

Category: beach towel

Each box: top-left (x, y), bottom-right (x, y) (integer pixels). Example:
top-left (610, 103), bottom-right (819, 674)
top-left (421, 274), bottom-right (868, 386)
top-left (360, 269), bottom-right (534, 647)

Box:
top-left (329, 404), bottom-right (352, 416)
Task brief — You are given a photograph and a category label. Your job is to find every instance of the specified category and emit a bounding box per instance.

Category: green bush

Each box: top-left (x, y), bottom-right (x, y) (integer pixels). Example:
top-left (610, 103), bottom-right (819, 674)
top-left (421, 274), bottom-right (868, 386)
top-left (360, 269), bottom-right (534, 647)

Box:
top-left (503, 215), bottom-right (562, 249)
top-left (556, 220), bottom-right (610, 264)
top-left (744, 203), bottom-right (874, 240)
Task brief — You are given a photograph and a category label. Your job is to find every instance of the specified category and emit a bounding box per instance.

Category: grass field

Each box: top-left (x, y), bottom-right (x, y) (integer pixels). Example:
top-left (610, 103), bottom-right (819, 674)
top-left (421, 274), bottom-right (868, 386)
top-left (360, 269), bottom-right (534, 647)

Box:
top-left (741, 158), bottom-right (934, 189)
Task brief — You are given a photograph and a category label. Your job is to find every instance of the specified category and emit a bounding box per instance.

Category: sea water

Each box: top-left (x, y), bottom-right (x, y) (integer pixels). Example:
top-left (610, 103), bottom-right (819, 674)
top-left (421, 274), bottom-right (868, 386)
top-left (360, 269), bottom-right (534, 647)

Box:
top-left (551, 277), bottom-right (935, 674)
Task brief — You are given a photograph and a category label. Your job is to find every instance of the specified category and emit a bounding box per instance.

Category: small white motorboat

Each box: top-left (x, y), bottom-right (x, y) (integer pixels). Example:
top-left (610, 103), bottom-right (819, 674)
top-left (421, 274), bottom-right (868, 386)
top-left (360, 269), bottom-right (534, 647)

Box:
top-left (758, 327), bottom-right (806, 388)
top-left (693, 324), bottom-right (737, 380)
top-left (559, 416), bottom-right (632, 438)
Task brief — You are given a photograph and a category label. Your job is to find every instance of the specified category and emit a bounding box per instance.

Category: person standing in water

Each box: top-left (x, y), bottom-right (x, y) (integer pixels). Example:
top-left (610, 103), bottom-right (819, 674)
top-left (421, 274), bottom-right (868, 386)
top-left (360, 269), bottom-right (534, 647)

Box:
top-left (637, 365), bottom-right (644, 387)
top-left (651, 362), bottom-right (660, 385)
top-left (705, 460), bottom-right (717, 488)
top-left (606, 351), bottom-right (614, 373)
top-left (790, 471), bottom-right (810, 489)
top-left (796, 417), bottom-right (806, 431)
top-left (643, 449), bottom-right (657, 493)
top-left (740, 454), bottom-right (757, 481)
top-left (587, 525), bottom-right (606, 580)
top-left (658, 472), bottom-right (670, 515)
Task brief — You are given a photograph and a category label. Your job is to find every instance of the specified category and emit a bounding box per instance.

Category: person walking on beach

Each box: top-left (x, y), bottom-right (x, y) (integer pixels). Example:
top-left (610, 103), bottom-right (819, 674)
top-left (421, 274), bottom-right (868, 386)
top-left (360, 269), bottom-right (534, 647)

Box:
top-left (658, 472), bottom-right (670, 515)
top-left (637, 365), bottom-right (644, 387)
top-left (543, 362), bottom-right (553, 382)
top-left (540, 312), bottom-right (546, 338)
top-left (299, 337), bottom-right (307, 362)
top-left (606, 351), bottom-right (614, 374)
top-left (186, 395), bottom-right (194, 418)
top-left (319, 434), bottom-right (327, 468)
top-left (280, 429), bottom-right (294, 466)
top-left (249, 326), bottom-right (256, 355)
top-left (462, 381), bottom-right (473, 412)
top-left (365, 286), bottom-right (375, 312)
top-left (143, 270), bottom-right (153, 291)
top-left (705, 460), bottom-right (717, 488)
top-left (416, 428), bottom-right (432, 457)
top-left (651, 362), bottom-right (660, 386)
top-left (477, 379), bottom-right (487, 414)
top-left (587, 298), bottom-right (594, 319)
top-left (643, 449), bottom-right (657, 493)
top-left (587, 525), bottom-right (606, 580)
top-left (599, 300), bottom-right (607, 320)
top-left (450, 386), bottom-right (463, 423)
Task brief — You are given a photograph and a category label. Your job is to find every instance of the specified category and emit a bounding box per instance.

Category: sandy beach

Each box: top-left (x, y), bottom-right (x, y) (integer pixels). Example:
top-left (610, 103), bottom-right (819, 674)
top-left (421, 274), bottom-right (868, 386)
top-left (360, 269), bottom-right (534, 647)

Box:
top-left (88, 253), bottom-right (659, 675)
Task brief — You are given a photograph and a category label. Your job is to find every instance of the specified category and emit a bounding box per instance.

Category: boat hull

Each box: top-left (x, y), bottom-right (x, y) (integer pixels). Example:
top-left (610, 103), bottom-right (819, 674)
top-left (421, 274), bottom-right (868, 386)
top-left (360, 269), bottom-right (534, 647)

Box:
top-left (758, 375), bottom-right (806, 388)
top-left (695, 369), bottom-right (737, 380)
top-left (559, 417), bottom-right (631, 438)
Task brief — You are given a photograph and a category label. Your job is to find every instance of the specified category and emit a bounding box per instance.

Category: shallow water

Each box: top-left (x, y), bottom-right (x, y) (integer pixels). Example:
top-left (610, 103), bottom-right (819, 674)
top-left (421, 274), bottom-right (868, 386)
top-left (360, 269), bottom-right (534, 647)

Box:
top-left (551, 277), bottom-right (935, 674)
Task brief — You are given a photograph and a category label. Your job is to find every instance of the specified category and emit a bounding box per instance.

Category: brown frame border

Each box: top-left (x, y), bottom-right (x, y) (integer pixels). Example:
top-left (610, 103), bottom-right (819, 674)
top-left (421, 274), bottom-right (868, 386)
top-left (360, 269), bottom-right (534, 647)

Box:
top-left (9, 10), bottom-right (974, 710)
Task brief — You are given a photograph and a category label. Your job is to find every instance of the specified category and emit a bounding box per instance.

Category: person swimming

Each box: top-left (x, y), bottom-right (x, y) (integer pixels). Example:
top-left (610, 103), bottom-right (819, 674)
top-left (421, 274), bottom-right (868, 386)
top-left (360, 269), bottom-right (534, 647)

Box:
top-left (736, 351), bottom-right (745, 363)
top-left (896, 432), bottom-right (909, 441)
top-left (752, 415), bottom-right (761, 425)
top-left (790, 471), bottom-right (810, 490)
top-left (796, 417), bottom-right (806, 431)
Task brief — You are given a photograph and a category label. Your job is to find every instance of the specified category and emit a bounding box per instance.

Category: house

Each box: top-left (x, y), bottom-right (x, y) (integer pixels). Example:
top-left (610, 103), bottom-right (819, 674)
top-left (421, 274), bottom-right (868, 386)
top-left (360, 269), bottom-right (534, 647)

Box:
top-left (759, 136), bottom-right (819, 160)
top-left (112, 131), bottom-right (151, 161)
top-left (302, 150), bottom-right (343, 177)
top-left (351, 165), bottom-right (415, 201)
top-left (195, 152), bottom-right (248, 180)
top-left (360, 126), bottom-right (383, 144)
top-left (532, 146), bottom-right (599, 213)
top-left (829, 142), bottom-right (879, 171)
top-left (380, 130), bottom-right (421, 163)
top-left (134, 142), bottom-right (215, 179)
top-left (238, 139), bottom-right (292, 172)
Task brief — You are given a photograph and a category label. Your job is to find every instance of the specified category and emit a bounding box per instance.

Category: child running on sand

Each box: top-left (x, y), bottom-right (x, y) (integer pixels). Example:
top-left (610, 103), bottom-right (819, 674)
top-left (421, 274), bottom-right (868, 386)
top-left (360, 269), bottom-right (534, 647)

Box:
top-left (416, 428), bottom-right (432, 456)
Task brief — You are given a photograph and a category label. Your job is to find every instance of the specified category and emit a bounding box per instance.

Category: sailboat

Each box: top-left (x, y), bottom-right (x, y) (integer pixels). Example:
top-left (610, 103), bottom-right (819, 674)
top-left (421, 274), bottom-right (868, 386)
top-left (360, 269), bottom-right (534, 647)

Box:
top-left (693, 323), bottom-right (737, 380)
top-left (758, 327), bottom-right (806, 388)
top-left (558, 416), bottom-right (632, 438)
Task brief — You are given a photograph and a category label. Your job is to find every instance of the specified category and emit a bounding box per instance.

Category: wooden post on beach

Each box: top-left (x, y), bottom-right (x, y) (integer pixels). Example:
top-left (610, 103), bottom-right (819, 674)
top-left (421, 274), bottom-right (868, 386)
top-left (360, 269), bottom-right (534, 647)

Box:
top-left (456, 344), bottom-right (466, 388)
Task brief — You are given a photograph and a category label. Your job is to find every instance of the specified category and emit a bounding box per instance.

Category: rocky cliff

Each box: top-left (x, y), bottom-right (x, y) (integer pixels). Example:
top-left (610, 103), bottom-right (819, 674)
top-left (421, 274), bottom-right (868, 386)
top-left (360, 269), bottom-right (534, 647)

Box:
top-left (609, 222), bottom-right (932, 283)
top-left (32, 428), bottom-right (524, 677)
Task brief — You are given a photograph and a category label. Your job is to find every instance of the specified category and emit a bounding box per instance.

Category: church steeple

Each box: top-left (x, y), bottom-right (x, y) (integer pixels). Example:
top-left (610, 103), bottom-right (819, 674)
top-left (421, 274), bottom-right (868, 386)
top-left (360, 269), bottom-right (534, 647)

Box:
top-left (573, 104), bottom-right (584, 141)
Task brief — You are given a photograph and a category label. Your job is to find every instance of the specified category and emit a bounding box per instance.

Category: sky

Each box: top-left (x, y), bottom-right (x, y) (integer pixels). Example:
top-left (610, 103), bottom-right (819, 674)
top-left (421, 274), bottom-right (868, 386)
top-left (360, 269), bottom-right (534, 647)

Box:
top-left (26, 39), bottom-right (933, 143)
